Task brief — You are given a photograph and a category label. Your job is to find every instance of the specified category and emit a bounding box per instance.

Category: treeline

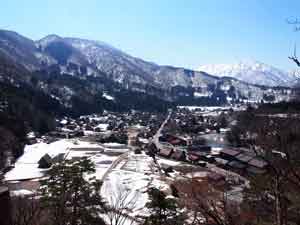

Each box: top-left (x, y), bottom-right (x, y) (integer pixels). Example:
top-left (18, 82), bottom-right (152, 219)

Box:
top-left (255, 101), bottom-right (300, 114)
top-left (33, 72), bottom-right (174, 115)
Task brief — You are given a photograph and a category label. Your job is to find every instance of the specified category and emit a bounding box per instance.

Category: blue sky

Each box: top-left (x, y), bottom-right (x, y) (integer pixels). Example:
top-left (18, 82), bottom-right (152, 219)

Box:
top-left (1, 0), bottom-right (300, 70)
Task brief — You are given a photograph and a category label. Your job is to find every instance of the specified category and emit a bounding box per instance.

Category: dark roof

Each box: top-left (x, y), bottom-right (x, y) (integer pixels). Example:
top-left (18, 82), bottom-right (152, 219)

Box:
top-left (39, 154), bottom-right (52, 163)
top-left (248, 158), bottom-right (268, 168)
top-left (159, 148), bottom-right (173, 157)
top-left (235, 153), bottom-right (254, 163)
top-left (171, 150), bottom-right (186, 160)
top-left (228, 160), bottom-right (247, 169)
top-left (188, 151), bottom-right (209, 157)
top-left (38, 154), bottom-right (52, 168)
top-left (188, 145), bottom-right (211, 152)
top-left (215, 157), bottom-right (229, 165)
top-left (188, 154), bottom-right (200, 161)
top-left (208, 172), bottom-right (225, 182)
top-left (220, 149), bottom-right (241, 157)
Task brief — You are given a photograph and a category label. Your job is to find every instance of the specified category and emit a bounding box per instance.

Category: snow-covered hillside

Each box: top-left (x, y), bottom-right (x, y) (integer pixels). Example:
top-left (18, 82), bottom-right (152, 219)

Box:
top-left (0, 29), bottom-right (295, 104)
top-left (198, 60), bottom-right (297, 87)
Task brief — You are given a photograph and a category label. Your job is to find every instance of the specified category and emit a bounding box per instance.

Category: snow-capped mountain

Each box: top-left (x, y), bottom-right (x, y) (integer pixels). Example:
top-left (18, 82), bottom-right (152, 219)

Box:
top-left (198, 61), bottom-right (298, 87)
top-left (0, 29), bottom-right (294, 105)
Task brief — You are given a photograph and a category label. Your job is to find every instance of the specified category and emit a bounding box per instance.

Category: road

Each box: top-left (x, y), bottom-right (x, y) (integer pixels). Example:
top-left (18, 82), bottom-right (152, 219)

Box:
top-left (152, 110), bottom-right (172, 150)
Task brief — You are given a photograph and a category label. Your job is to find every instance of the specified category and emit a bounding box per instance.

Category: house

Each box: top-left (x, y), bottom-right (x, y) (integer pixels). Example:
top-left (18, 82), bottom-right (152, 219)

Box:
top-left (246, 158), bottom-right (268, 174)
top-left (248, 158), bottom-right (268, 169)
top-left (208, 172), bottom-right (225, 184)
top-left (235, 153), bottom-right (254, 164)
top-left (171, 150), bottom-right (186, 161)
top-left (203, 154), bottom-right (216, 163)
top-left (188, 145), bottom-right (211, 152)
top-left (188, 153), bottom-right (201, 162)
top-left (158, 147), bottom-right (174, 158)
top-left (187, 150), bottom-right (209, 162)
top-left (220, 149), bottom-right (241, 160)
top-left (169, 139), bottom-right (182, 146)
top-left (215, 157), bottom-right (229, 168)
top-left (228, 160), bottom-right (247, 170)
top-left (38, 154), bottom-right (52, 168)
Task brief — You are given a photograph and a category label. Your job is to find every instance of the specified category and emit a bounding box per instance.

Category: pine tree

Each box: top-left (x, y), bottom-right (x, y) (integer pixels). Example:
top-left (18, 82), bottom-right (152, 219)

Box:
top-left (144, 187), bottom-right (186, 225)
top-left (39, 157), bottom-right (106, 225)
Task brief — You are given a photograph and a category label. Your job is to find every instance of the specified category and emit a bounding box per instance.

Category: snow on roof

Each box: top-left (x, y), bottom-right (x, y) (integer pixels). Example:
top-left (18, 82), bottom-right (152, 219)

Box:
top-left (60, 119), bottom-right (68, 125)
top-left (27, 132), bottom-right (36, 139)
top-left (186, 171), bottom-right (208, 178)
top-left (95, 123), bottom-right (109, 130)
top-left (103, 142), bottom-right (125, 147)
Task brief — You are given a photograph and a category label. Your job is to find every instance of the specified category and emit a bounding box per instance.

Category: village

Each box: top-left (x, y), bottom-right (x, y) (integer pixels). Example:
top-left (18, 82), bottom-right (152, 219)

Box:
top-left (0, 105), bottom-right (268, 223)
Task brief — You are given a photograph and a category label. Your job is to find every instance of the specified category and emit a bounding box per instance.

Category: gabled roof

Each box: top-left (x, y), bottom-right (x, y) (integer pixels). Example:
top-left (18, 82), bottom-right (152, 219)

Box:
top-left (220, 149), bottom-right (241, 157)
top-left (235, 153), bottom-right (254, 163)
top-left (248, 158), bottom-right (268, 168)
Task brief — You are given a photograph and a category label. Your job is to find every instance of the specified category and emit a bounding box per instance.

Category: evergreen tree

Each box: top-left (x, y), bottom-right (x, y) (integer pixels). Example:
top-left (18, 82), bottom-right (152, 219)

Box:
top-left (144, 188), bottom-right (186, 225)
top-left (39, 158), bottom-right (106, 225)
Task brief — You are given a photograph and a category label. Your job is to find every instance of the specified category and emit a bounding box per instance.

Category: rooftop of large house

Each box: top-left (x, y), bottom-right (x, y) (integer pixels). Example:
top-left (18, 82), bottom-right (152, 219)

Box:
top-left (171, 150), bottom-right (186, 161)
top-left (235, 153), bottom-right (254, 163)
top-left (228, 160), bottom-right (247, 170)
top-left (69, 147), bottom-right (104, 152)
top-left (220, 149), bottom-right (241, 157)
top-left (248, 158), bottom-right (268, 169)
top-left (159, 148), bottom-right (173, 157)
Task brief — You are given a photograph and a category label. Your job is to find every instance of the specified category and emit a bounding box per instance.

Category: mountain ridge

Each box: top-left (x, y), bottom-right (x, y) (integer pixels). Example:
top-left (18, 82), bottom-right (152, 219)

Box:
top-left (198, 60), bottom-right (298, 87)
top-left (0, 29), bottom-right (294, 106)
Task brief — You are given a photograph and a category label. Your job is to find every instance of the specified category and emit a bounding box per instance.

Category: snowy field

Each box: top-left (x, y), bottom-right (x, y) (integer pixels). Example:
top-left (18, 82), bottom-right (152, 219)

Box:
top-left (4, 139), bottom-right (124, 182)
top-left (101, 152), bottom-right (170, 219)
top-left (5, 139), bottom-right (172, 220)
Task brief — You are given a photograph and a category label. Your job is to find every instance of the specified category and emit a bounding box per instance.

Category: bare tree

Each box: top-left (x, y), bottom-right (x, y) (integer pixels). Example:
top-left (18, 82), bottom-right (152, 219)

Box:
top-left (104, 186), bottom-right (139, 225)
top-left (287, 18), bottom-right (300, 67)
top-left (175, 178), bottom-right (247, 225)
top-left (237, 114), bottom-right (300, 225)
top-left (289, 44), bottom-right (300, 67)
